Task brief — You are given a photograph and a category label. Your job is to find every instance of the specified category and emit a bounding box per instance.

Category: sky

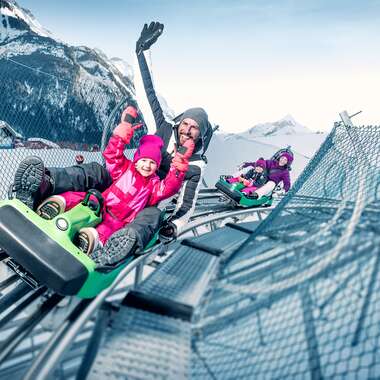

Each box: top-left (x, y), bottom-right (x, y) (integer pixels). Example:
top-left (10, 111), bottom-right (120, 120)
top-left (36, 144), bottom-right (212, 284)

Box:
top-left (21, 0), bottom-right (380, 133)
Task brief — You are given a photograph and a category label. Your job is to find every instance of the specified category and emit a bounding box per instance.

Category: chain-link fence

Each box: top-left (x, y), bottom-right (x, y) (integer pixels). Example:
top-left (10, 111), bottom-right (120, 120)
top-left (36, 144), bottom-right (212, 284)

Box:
top-left (192, 123), bottom-right (380, 379)
top-left (0, 57), bottom-right (145, 200)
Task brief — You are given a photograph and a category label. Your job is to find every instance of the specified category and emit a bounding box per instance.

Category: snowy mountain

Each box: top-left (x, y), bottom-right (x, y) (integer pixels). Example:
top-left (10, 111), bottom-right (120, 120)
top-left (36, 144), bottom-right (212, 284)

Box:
top-left (0, 0), bottom-right (52, 39)
top-left (0, 0), bottom-right (138, 145)
top-left (241, 114), bottom-right (313, 139)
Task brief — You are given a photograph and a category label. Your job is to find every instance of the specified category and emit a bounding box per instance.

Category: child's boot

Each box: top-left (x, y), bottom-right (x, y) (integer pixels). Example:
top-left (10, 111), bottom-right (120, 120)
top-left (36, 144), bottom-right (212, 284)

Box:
top-left (13, 156), bottom-right (53, 210)
top-left (36, 195), bottom-right (66, 220)
top-left (76, 227), bottom-right (100, 255)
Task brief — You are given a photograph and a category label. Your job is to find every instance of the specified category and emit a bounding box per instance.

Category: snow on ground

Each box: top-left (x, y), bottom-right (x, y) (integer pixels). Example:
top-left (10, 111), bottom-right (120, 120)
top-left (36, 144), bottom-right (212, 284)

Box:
top-left (251, 132), bottom-right (327, 159)
top-left (204, 131), bottom-right (326, 186)
top-left (203, 113), bottom-right (328, 186)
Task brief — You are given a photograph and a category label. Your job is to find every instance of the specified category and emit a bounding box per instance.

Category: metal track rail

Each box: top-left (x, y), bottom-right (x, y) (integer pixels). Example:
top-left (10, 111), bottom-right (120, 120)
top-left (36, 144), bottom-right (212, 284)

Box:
top-left (22, 201), bottom-right (275, 378)
top-left (23, 244), bottom-right (163, 380)
top-left (4, 192), bottom-right (290, 377)
top-left (180, 206), bottom-right (274, 237)
top-left (0, 286), bottom-right (47, 330)
top-left (0, 281), bottom-right (31, 315)
top-left (0, 274), bottom-right (19, 292)
top-left (0, 292), bottom-right (64, 365)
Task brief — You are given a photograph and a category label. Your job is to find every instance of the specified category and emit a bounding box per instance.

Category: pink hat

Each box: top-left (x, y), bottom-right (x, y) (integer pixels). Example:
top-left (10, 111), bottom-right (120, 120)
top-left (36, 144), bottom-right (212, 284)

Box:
top-left (280, 152), bottom-right (293, 164)
top-left (133, 135), bottom-right (164, 166)
top-left (255, 159), bottom-right (266, 169)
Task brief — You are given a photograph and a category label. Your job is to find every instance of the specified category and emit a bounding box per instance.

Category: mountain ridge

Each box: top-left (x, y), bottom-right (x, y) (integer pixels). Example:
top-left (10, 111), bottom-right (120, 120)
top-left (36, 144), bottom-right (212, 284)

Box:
top-left (244, 114), bottom-right (312, 138)
top-left (0, 0), bottom-right (139, 146)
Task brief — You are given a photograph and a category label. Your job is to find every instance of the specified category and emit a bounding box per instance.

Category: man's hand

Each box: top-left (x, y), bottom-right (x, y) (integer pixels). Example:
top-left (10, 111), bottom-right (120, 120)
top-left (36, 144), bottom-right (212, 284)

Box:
top-left (136, 22), bottom-right (164, 55)
top-left (171, 139), bottom-right (195, 172)
top-left (121, 105), bottom-right (138, 124)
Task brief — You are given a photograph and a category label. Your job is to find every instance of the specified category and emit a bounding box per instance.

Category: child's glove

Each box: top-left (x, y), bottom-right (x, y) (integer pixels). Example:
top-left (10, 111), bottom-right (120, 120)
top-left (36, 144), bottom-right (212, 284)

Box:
top-left (113, 106), bottom-right (142, 143)
top-left (242, 179), bottom-right (251, 187)
top-left (171, 139), bottom-right (195, 172)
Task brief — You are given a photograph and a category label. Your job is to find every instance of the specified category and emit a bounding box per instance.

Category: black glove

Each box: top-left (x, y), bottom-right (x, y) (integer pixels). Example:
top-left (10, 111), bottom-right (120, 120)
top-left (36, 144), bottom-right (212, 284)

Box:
top-left (159, 220), bottom-right (177, 241)
top-left (136, 22), bottom-right (164, 55)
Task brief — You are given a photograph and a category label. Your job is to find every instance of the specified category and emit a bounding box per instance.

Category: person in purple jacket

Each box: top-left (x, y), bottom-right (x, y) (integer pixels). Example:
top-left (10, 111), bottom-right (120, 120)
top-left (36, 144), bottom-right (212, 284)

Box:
top-left (246, 152), bottom-right (293, 199)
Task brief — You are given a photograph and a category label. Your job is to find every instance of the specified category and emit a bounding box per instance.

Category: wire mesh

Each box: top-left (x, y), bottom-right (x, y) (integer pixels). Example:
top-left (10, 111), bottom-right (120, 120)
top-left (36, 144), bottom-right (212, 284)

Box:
top-left (191, 123), bottom-right (380, 379)
top-left (0, 57), bottom-right (143, 200)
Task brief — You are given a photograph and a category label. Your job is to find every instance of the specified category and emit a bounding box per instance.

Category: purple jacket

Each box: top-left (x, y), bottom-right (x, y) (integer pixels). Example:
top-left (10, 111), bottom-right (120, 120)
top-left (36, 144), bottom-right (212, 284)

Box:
top-left (241, 159), bottom-right (291, 192)
top-left (265, 159), bottom-right (291, 192)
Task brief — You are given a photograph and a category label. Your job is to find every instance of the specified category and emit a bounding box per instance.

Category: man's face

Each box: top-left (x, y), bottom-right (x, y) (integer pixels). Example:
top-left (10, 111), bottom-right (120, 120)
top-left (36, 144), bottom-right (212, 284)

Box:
top-left (178, 118), bottom-right (200, 146)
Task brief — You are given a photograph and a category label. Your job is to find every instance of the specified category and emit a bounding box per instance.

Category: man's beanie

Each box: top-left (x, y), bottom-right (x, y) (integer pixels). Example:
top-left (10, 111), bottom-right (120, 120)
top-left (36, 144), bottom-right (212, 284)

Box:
top-left (133, 135), bottom-right (164, 166)
top-left (180, 107), bottom-right (209, 136)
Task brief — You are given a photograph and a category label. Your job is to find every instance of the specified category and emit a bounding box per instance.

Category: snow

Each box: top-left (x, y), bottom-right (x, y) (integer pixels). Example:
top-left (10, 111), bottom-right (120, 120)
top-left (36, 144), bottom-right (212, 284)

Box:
top-left (111, 57), bottom-right (134, 82)
top-left (250, 132), bottom-right (327, 159)
top-left (201, 114), bottom-right (327, 186)
top-left (79, 60), bottom-right (98, 70)
top-left (0, 10), bottom-right (27, 41)
top-left (0, 39), bottom-right (68, 60)
top-left (0, 1), bottom-right (52, 38)
top-left (204, 129), bottom-right (326, 186)
top-left (26, 137), bottom-right (61, 148)
top-left (110, 69), bottom-right (132, 93)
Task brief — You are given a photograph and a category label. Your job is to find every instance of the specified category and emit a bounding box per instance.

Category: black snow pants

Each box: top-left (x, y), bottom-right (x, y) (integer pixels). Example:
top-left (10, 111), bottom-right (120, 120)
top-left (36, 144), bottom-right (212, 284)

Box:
top-left (47, 162), bottom-right (112, 195)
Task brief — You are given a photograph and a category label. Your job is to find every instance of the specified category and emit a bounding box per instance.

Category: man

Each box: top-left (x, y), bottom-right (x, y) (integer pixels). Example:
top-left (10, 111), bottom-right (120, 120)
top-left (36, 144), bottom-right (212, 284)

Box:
top-left (12, 22), bottom-right (213, 266)
top-left (135, 22), bottom-right (213, 237)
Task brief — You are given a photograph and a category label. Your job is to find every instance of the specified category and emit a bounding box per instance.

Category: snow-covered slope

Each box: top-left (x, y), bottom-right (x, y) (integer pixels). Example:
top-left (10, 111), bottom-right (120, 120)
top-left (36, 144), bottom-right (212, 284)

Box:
top-left (0, 0), bottom-right (52, 40)
top-left (204, 117), bottom-right (327, 186)
top-left (110, 57), bottom-right (134, 83)
top-left (204, 134), bottom-right (308, 186)
top-left (251, 132), bottom-right (327, 159)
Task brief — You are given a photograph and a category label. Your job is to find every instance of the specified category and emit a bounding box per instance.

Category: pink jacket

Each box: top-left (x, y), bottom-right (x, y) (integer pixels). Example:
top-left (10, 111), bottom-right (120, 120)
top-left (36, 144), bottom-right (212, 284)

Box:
top-left (101, 135), bottom-right (184, 224)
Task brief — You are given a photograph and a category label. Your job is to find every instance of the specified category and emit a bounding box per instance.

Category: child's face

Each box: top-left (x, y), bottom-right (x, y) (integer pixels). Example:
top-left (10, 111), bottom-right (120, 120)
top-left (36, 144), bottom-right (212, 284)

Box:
top-left (135, 158), bottom-right (158, 177)
top-left (279, 156), bottom-right (288, 166)
top-left (255, 166), bottom-right (264, 173)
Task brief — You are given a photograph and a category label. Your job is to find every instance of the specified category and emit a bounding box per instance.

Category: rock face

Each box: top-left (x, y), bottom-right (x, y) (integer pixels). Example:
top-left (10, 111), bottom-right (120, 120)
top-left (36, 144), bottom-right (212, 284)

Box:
top-left (0, 0), bottom-right (138, 147)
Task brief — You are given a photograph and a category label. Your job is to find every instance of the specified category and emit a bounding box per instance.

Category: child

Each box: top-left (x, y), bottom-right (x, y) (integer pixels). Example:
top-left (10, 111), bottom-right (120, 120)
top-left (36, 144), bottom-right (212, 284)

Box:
top-left (240, 159), bottom-right (268, 196)
top-left (249, 152), bottom-right (293, 199)
top-left (35, 106), bottom-right (194, 254)
top-left (226, 159), bottom-right (268, 196)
